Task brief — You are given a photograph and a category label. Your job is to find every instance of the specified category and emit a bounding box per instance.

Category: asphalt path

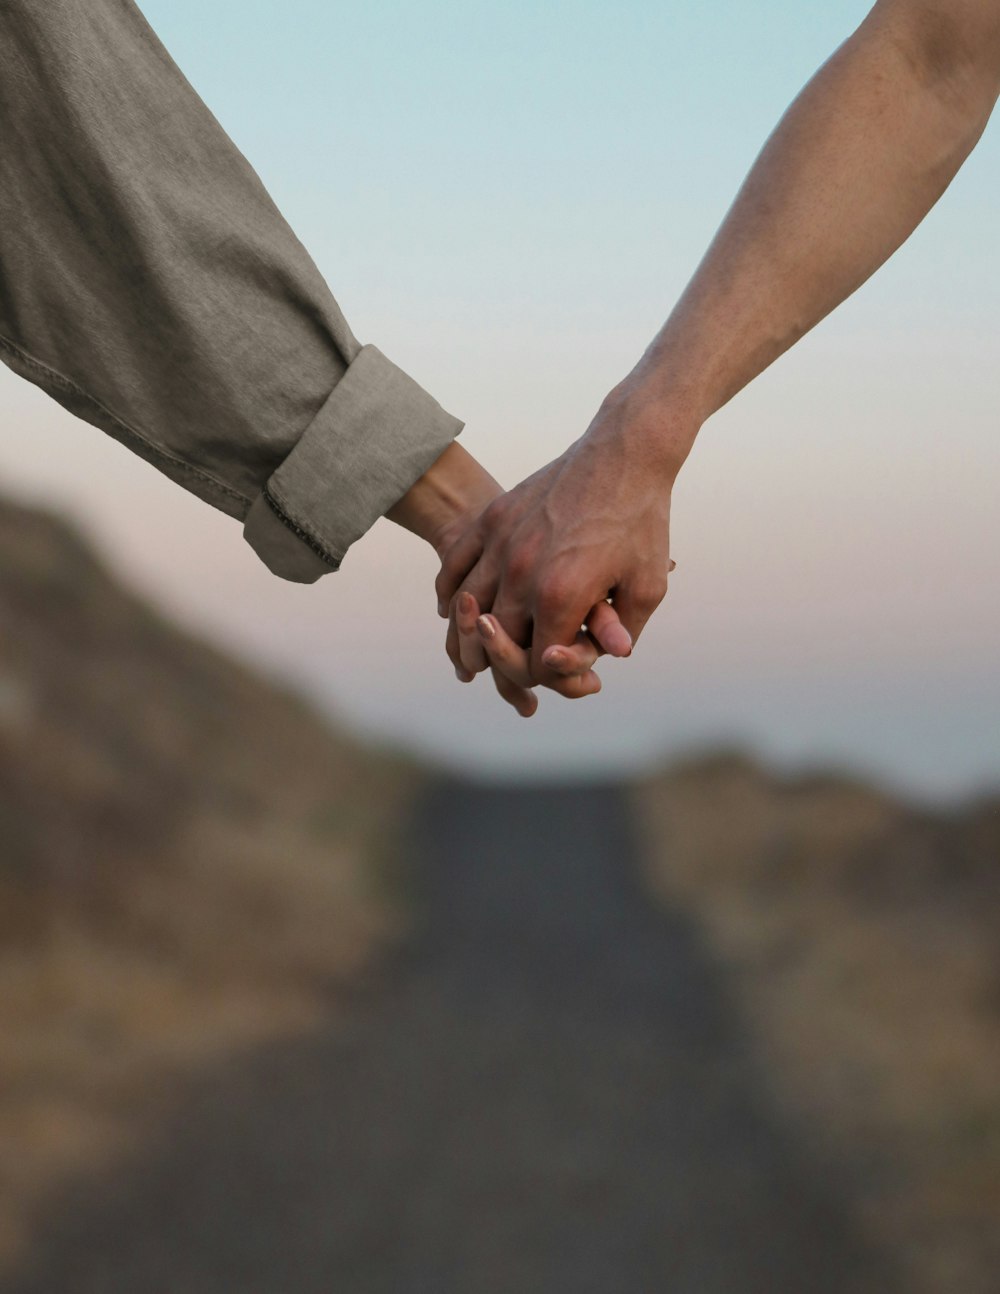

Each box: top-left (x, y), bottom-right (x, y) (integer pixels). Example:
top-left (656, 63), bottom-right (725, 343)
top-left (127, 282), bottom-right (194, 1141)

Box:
top-left (5, 782), bottom-right (898, 1293)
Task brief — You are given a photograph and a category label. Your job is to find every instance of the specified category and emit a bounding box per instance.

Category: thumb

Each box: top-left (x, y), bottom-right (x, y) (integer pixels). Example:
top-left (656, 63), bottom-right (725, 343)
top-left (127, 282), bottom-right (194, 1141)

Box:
top-left (585, 600), bottom-right (633, 657)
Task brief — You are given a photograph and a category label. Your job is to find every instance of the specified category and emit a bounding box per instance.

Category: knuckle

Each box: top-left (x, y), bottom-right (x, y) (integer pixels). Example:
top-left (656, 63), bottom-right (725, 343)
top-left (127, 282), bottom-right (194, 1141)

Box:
top-left (483, 635), bottom-right (510, 667)
top-left (504, 544), bottom-right (534, 586)
top-left (547, 673), bottom-right (592, 701)
top-left (634, 578), bottom-right (667, 614)
top-left (536, 571), bottom-right (573, 616)
top-left (436, 560), bottom-right (461, 597)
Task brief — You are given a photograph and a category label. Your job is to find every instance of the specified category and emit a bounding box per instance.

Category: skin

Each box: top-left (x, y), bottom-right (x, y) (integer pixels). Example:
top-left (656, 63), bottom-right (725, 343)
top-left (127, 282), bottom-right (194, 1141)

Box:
top-left (385, 440), bottom-right (634, 714)
top-left (435, 0), bottom-right (1000, 714)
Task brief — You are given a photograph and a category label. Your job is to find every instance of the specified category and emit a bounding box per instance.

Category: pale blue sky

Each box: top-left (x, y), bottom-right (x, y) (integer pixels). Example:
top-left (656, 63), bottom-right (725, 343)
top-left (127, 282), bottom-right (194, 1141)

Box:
top-left (1, 0), bottom-right (998, 799)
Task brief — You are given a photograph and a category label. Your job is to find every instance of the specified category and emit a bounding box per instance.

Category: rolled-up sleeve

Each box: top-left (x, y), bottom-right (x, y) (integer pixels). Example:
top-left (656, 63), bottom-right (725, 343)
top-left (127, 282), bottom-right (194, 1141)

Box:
top-left (0, 0), bottom-right (463, 582)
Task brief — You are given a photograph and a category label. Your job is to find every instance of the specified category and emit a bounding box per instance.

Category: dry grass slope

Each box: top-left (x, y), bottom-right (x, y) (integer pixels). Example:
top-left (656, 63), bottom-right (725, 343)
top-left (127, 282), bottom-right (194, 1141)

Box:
top-left (634, 750), bottom-right (1000, 1294)
top-left (0, 497), bottom-right (419, 1270)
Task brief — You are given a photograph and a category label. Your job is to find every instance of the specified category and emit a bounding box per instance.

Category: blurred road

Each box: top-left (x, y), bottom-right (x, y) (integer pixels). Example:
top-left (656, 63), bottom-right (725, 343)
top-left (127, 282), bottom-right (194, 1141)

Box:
top-left (5, 783), bottom-right (897, 1294)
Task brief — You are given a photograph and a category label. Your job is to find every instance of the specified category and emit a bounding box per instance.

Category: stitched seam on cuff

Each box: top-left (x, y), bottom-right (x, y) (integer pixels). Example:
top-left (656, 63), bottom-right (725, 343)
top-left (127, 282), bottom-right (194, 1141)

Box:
top-left (0, 331), bottom-right (252, 510)
top-left (262, 484), bottom-right (341, 568)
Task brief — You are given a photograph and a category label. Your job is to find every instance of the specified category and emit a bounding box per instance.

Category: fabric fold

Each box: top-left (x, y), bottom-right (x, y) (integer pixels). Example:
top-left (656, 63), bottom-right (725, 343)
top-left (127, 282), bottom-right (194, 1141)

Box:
top-left (243, 344), bottom-right (463, 581)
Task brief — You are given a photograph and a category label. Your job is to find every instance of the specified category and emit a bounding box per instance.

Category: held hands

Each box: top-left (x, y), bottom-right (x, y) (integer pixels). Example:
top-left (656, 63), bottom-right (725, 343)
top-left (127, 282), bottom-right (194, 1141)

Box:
top-left (386, 439), bottom-right (624, 717)
top-left (435, 386), bottom-right (683, 714)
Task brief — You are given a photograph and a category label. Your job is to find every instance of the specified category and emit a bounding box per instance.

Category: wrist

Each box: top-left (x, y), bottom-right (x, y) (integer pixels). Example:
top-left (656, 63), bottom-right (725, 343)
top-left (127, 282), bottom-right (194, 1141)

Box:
top-left (386, 442), bottom-right (501, 557)
top-left (592, 372), bottom-right (703, 485)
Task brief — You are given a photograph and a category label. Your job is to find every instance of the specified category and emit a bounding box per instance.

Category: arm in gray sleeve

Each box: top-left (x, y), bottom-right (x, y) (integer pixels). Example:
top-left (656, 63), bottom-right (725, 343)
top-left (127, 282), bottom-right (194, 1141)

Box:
top-left (0, 0), bottom-right (463, 582)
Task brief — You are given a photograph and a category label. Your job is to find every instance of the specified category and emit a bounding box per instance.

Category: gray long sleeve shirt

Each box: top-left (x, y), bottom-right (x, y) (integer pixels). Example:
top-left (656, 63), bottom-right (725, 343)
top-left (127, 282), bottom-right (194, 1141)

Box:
top-left (0, 0), bottom-right (464, 582)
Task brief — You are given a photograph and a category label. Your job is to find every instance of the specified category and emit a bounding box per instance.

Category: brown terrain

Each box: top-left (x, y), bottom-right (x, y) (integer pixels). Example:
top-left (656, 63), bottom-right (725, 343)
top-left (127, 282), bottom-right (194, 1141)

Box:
top-left (635, 753), bottom-right (1000, 1294)
top-left (0, 496), bottom-right (417, 1271)
top-left (0, 495), bottom-right (996, 1292)
top-left (2, 781), bottom-right (899, 1294)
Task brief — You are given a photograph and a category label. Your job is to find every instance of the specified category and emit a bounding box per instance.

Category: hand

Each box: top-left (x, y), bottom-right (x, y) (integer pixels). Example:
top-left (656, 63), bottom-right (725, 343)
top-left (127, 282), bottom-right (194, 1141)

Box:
top-left (448, 588), bottom-right (612, 717)
top-left (446, 573), bottom-right (676, 718)
top-left (385, 440), bottom-right (543, 715)
top-left (436, 384), bottom-right (684, 689)
top-left (389, 442), bottom-right (633, 716)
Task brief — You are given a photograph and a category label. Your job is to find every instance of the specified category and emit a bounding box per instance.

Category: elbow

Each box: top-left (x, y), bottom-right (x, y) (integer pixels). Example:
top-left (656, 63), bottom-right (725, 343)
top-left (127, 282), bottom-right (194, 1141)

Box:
top-left (875, 1), bottom-right (1000, 118)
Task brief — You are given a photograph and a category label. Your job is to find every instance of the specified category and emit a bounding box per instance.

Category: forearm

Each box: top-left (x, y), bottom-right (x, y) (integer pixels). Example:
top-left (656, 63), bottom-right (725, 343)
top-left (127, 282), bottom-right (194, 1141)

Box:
top-left (0, 0), bottom-right (462, 584)
top-left (612, 1), bottom-right (1000, 473)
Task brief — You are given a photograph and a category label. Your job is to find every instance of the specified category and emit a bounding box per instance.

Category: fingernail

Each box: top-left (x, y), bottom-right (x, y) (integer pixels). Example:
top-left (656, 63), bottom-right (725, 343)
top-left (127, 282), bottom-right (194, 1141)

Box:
top-left (477, 615), bottom-right (495, 642)
top-left (438, 602), bottom-right (446, 618)
top-left (455, 666), bottom-right (473, 683)
top-left (544, 649), bottom-right (567, 670)
top-left (458, 592), bottom-right (475, 616)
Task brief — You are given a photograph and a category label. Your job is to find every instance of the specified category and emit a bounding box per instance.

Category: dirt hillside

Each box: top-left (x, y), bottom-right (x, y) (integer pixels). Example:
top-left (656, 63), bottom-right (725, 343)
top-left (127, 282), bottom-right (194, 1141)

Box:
top-left (635, 750), bottom-right (1000, 1294)
top-left (0, 496), bottom-right (416, 1270)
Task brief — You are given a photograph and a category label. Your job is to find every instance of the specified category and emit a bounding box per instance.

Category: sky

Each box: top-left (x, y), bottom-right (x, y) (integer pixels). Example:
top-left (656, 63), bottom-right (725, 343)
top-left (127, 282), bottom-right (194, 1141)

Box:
top-left (1, 0), bottom-right (998, 802)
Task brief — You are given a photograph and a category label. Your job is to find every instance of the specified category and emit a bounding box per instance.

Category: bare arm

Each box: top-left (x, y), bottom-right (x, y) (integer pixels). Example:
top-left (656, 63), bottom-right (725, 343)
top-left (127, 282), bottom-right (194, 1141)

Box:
top-left (439, 0), bottom-right (1000, 695)
top-left (623, 0), bottom-right (1000, 463)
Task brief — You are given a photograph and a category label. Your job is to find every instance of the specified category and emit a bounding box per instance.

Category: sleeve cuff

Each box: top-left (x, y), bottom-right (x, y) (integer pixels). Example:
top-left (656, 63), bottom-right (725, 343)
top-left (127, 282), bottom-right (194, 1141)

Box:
top-left (243, 343), bottom-right (464, 583)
